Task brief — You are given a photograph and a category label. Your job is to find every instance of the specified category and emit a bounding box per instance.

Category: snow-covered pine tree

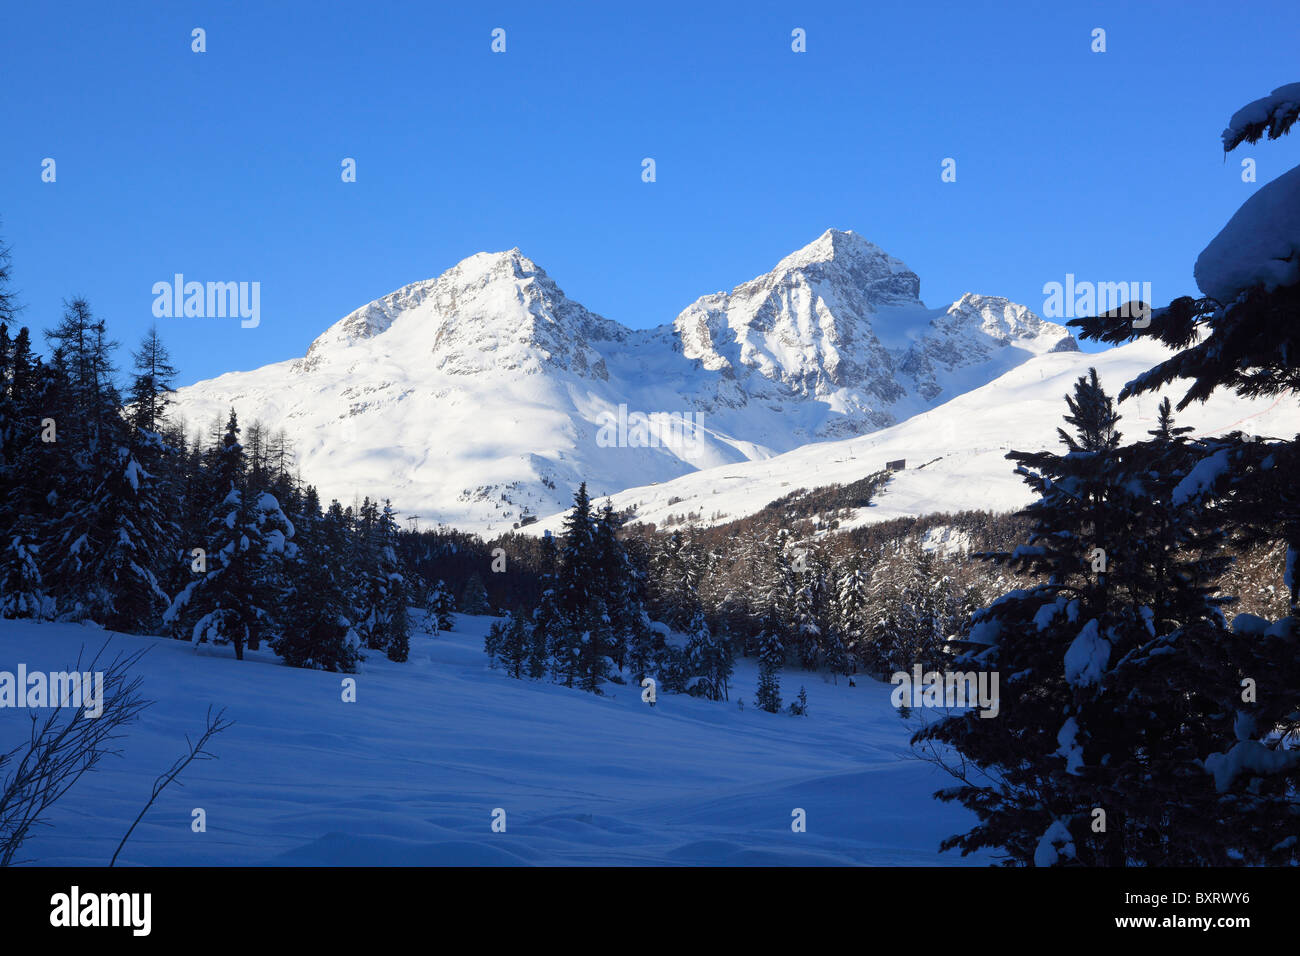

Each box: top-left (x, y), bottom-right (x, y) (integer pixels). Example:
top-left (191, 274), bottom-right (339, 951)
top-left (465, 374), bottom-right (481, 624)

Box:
top-left (0, 320), bottom-right (54, 619)
top-left (42, 299), bottom-right (126, 620)
top-left (484, 615), bottom-right (503, 668)
top-left (526, 532), bottom-right (559, 679)
top-left (757, 530), bottom-right (799, 639)
top-left (28, 307), bottom-right (175, 630)
top-left (649, 527), bottom-right (707, 630)
top-left (864, 537), bottom-right (964, 679)
top-left (1079, 403), bottom-right (1247, 865)
top-left (530, 583), bottom-right (564, 681)
top-left (914, 370), bottom-right (1126, 864)
top-left (425, 578), bottom-right (456, 633)
top-left (899, 552), bottom-right (964, 675)
top-left (755, 608), bottom-right (784, 713)
top-left (548, 483), bottom-right (600, 686)
top-left (164, 409), bottom-right (294, 661)
top-left (272, 486), bottom-right (360, 672)
top-left (625, 620), bottom-right (655, 684)
top-left (593, 500), bottom-right (638, 678)
top-left (1066, 88), bottom-right (1300, 861)
top-left (833, 558), bottom-right (871, 669)
top-left (916, 371), bottom-right (1249, 865)
top-left (790, 549), bottom-right (823, 669)
top-left (731, 527), bottom-right (771, 657)
top-left (460, 572), bottom-right (491, 615)
top-left (504, 611), bottom-right (533, 678)
top-left (685, 605), bottom-right (732, 701)
top-left (75, 326), bottom-right (188, 633)
top-left (350, 497), bottom-right (411, 660)
top-left (577, 598), bottom-right (614, 693)
top-left (559, 482), bottom-right (596, 609)
top-left (788, 685), bottom-right (809, 717)
top-left (820, 622), bottom-right (851, 685)
top-left (487, 611), bottom-right (530, 678)
top-left (863, 545), bottom-right (914, 677)
top-left (656, 642), bottom-right (691, 695)
top-left (353, 497), bottom-right (385, 651)
top-left (86, 427), bottom-right (176, 632)
top-left (379, 501), bottom-right (411, 662)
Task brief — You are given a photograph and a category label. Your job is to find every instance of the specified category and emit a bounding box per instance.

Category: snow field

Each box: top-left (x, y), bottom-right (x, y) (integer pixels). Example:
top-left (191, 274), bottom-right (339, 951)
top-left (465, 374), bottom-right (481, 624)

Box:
top-left (0, 614), bottom-right (990, 866)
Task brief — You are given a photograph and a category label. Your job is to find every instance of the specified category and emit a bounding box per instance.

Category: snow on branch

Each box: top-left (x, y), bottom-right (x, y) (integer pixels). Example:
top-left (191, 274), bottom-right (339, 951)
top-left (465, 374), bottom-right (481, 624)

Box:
top-left (1222, 83), bottom-right (1300, 152)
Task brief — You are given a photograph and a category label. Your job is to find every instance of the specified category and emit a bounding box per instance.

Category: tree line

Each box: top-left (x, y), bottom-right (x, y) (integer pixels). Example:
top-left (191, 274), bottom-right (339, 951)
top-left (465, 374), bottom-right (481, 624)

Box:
top-left (0, 255), bottom-right (434, 671)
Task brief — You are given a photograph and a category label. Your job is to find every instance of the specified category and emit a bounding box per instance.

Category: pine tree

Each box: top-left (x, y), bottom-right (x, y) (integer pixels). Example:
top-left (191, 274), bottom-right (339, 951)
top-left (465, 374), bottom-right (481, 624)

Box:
top-left (593, 500), bottom-right (638, 677)
top-left (685, 606), bottom-right (732, 701)
top-left (764, 532), bottom-right (799, 637)
top-left (272, 487), bottom-right (359, 672)
top-left (526, 532), bottom-right (560, 679)
top-left (755, 609), bottom-right (784, 714)
top-left (820, 624), bottom-right (851, 685)
top-left (834, 560), bottom-right (872, 667)
top-left (650, 529), bottom-right (693, 629)
top-left (351, 497), bottom-right (411, 659)
top-left (577, 598), bottom-right (614, 693)
top-left (788, 686), bottom-right (809, 717)
top-left (1064, 88), bottom-right (1300, 862)
top-left (88, 428), bottom-right (176, 632)
top-left (460, 572), bottom-right (490, 615)
top-left (164, 409), bottom-right (293, 660)
top-left (548, 484), bottom-right (600, 685)
top-left (0, 231), bottom-right (18, 327)
top-left (425, 578), bottom-right (455, 633)
top-left (0, 534), bottom-right (47, 619)
top-left (531, 581), bottom-right (565, 680)
top-left (127, 325), bottom-right (178, 434)
top-left (790, 549), bottom-right (824, 669)
top-left (484, 617), bottom-right (502, 668)
top-left (43, 299), bottom-right (126, 619)
top-left (0, 317), bottom-right (54, 618)
top-left (487, 613), bottom-right (531, 676)
top-left (379, 501), bottom-right (411, 662)
top-left (1069, 85), bottom-right (1300, 612)
top-left (916, 372), bottom-right (1246, 865)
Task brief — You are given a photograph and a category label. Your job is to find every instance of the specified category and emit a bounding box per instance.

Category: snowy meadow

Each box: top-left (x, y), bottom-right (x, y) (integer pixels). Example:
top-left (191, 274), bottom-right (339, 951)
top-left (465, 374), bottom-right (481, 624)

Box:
top-left (0, 614), bottom-right (988, 866)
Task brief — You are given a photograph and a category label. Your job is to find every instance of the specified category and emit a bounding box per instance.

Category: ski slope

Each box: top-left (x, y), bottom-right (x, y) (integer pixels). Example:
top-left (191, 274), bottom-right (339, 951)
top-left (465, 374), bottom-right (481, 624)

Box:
top-left (0, 617), bottom-right (990, 866)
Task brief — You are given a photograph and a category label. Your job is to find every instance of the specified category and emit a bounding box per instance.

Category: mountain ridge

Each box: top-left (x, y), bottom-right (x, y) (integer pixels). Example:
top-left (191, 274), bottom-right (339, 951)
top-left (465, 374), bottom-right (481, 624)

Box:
top-left (169, 229), bottom-right (1078, 531)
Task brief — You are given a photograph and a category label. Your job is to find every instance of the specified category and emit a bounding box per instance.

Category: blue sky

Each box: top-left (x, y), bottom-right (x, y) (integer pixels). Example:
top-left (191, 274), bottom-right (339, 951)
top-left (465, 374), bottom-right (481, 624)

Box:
top-left (3, 0), bottom-right (1298, 385)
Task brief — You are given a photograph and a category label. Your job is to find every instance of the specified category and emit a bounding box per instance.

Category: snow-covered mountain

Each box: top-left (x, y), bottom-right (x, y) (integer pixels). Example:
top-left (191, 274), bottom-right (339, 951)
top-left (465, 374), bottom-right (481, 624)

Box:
top-left (533, 337), bottom-right (1300, 537)
top-left (170, 230), bottom-right (1076, 531)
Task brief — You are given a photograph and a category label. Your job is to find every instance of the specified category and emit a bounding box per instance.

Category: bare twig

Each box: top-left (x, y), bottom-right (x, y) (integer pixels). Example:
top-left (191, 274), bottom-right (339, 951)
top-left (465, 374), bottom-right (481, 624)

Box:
top-left (109, 706), bottom-right (233, 867)
top-left (0, 641), bottom-right (151, 865)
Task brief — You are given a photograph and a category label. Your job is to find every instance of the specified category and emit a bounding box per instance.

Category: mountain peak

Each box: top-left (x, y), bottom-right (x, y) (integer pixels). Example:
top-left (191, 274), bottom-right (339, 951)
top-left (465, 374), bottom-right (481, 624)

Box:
top-left (446, 247), bottom-right (544, 285)
top-left (940, 293), bottom-right (1078, 352)
top-left (774, 229), bottom-right (907, 273)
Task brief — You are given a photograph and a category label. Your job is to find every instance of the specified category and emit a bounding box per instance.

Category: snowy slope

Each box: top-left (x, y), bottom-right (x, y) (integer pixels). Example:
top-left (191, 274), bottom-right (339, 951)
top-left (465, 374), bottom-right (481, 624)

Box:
top-left (169, 230), bottom-right (1073, 533)
top-left (0, 617), bottom-right (989, 866)
top-left (533, 338), bottom-right (1300, 534)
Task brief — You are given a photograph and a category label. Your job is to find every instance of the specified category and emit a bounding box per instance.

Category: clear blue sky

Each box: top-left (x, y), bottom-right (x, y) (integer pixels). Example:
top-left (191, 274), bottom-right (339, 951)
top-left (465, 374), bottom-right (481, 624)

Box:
top-left (3, 0), bottom-right (1298, 385)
